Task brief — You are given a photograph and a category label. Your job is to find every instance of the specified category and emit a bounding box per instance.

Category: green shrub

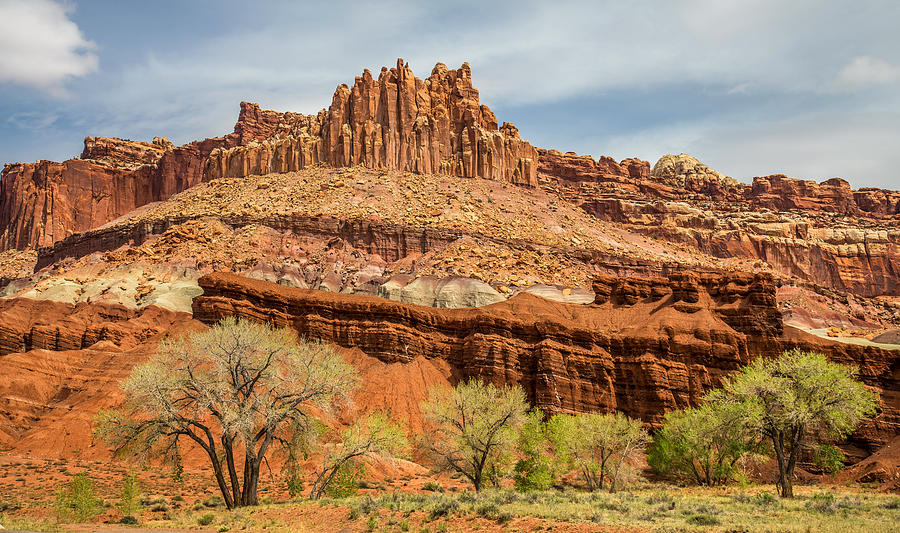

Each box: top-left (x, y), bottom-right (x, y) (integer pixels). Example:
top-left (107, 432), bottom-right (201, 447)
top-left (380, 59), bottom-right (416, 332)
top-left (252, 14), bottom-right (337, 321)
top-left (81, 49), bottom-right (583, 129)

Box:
top-left (514, 409), bottom-right (555, 492)
top-left (805, 492), bottom-right (837, 514)
top-left (325, 461), bottom-right (363, 498)
top-left (365, 514), bottom-right (378, 531)
top-left (428, 497), bottom-right (460, 520)
top-left (197, 513), bottom-right (215, 525)
top-left (648, 401), bottom-right (757, 486)
top-left (686, 513), bottom-right (720, 526)
top-left (813, 444), bottom-right (846, 475)
top-left (54, 473), bottom-right (102, 522)
top-left (752, 491), bottom-right (779, 506)
top-left (423, 481), bottom-right (444, 492)
top-left (202, 495), bottom-right (224, 508)
top-left (117, 471), bottom-right (141, 519)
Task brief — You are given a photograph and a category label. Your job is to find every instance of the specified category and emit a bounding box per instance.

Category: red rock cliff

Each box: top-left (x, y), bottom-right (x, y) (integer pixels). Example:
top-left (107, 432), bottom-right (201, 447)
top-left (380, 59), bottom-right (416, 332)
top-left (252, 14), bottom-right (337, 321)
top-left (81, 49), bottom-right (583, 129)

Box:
top-left (204, 59), bottom-right (538, 186)
top-left (191, 271), bottom-right (898, 452)
top-left (0, 100), bottom-right (295, 252)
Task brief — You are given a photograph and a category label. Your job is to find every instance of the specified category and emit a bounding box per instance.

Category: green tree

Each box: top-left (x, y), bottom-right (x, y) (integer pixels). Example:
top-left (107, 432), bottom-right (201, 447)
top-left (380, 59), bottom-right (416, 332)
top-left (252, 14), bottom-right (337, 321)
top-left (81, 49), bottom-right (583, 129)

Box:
top-left (548, 411), bottom-right (646, 492)
top-left (309, 411), bottom-right (407, 499)
top-left (421, 379), bottom-right (528, 491)
top-left (96, 317), bottom-right (358, 508)
top-left (513, 408), bottom-right (554, 491)
top-left (648, 400), bottom-right (759, 485)
top-left (117, 470), bottom-right (142, 519)
top-left (710, 349), bottom-right (878, 497)
top-left (55, 473), bottom-right (101, 522)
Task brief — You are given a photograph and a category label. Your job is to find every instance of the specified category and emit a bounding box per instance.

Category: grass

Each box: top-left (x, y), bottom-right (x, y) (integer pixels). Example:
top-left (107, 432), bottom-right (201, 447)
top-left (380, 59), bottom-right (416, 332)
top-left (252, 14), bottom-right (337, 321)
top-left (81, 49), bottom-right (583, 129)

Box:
top-left (0, 513), bottom-right (62, 532)
top-left (328, 484), bottom-right (900, 532)
top-left (4, 480), bottom-right (899, 532)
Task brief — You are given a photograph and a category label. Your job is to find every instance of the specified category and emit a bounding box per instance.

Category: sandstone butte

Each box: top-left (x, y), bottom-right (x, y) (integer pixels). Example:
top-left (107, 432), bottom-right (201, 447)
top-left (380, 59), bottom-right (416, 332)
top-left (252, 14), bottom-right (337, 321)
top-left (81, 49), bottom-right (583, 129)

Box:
top-left (0, 59), bottom-right (537, 252)
top-left (0, 59), bottom-right (899, 486)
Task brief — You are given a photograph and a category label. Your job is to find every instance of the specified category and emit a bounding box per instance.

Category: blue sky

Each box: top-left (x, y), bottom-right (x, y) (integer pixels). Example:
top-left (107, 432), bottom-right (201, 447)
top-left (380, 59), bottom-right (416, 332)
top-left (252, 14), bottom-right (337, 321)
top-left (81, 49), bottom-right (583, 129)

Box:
top-left (1, 0), bottom-right (898, 188)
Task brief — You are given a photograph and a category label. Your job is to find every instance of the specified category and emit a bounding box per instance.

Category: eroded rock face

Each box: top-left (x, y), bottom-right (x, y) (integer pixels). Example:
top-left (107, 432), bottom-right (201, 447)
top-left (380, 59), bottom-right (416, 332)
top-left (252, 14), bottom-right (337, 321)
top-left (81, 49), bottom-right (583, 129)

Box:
top-left (80, 136), bottom-right (172, 169)
top-left (191, 271), bottom-right (899, 453)
top-left (205, 59), bottom-right (538, 186)
top-left (651, 153), bottom-right (738, 194)
top-left (0, 94), bottom-right (313, 253)
top-left (749, 174), bottom-right (900, 216)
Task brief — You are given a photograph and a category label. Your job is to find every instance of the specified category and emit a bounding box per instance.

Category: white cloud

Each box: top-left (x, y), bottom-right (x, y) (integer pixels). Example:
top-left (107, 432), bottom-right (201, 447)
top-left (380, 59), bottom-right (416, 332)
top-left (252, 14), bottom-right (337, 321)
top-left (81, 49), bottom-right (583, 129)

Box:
top-left (835, 56), bottom-right (900, 90)
top-left (0, 0), bottom-right (97, 95)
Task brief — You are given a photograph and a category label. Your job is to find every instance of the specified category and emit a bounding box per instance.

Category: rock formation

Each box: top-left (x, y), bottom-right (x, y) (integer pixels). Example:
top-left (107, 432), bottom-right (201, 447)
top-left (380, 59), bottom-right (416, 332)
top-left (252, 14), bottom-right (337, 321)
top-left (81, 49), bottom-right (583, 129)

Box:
top-left (192, 271), bottom-right (898, 453)
top-left (651, 153), bottom-right (739, 194)
top-left (0, 96), bottom-right (305, 252)
top-left (205, 59), bottom-right (538, 186)
top-left (0, 60), bottom-right (537, 253)
top-left (749, 174), bottom-right (900, 216)
top-left (80, 136), bottom-right (172, 169)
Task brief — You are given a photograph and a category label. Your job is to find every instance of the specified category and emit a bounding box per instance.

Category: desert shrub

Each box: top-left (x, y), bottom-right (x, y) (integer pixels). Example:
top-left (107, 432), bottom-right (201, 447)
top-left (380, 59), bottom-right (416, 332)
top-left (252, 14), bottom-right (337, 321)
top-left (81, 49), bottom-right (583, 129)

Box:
top-left (54, 473), bottom-right (102, 522)
top-left (752, 490), bottom-right (779, 507)
top-left (805, 492), bottom-right (837, 513)
top-left (880, 498), bottom-right (900, 510)
top-left (423, 481), bottom-right (444, 492)
top-left (813, 444), bottom-right (846, 475)
top-left (117, 470), bottom-right (141, 519)
top-left (428, 497), bottom-right (460, 520)
top-left (202, 495), bottom-right (224, 508)
top-left (197, 513), bottom-right (215, 525)
top-left (324, 460), bottom-right (364, 498)
top-left (686, 513), bottom-right (720, 526)
top-left (514, 409), bottom-right (555, 492)
top-left (119, 515), bottom-right (138, 525)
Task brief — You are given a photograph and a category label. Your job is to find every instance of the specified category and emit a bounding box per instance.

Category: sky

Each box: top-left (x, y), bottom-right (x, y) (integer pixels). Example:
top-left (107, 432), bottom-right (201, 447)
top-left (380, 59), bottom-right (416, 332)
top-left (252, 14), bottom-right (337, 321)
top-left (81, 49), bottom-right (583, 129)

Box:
top-left (1, 0), bottom-right (898, 188)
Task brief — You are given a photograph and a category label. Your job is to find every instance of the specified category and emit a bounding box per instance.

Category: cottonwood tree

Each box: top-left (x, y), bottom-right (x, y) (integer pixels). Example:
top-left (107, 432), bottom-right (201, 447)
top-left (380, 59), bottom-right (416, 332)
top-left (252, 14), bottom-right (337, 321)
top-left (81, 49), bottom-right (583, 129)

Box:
top-left (96, 317), bottom-right (358, 508)
top-left (308, 411), bottom-right (407, 499)
top-left (513, 408), bottom-right (555, 491)
top-left (421, 379), bottom-right (528, 491)
top-left (548, 411), bottom-right (647, 492)
top-left (709, 349), bottom-right (878, 497)
top-left (648, 400), bottom-right (760, 485)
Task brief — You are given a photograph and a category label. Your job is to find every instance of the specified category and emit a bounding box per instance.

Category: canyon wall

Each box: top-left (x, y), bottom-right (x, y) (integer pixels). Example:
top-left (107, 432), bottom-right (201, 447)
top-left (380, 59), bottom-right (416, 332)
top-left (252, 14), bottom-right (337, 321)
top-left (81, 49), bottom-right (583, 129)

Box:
top-left (204, 60), bottom-right (538, 187)
top-left (0, 100), bottom-right (290, 253)
top-left (539, 150), bottom-right (900, 217)
top-left (192, 271), bottom-right (898, 452)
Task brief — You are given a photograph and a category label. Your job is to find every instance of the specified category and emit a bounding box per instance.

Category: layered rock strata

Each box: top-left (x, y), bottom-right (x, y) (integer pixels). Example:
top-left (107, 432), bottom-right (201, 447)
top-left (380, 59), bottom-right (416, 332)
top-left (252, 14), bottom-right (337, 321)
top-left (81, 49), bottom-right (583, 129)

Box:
top-left (205, 60), bottom-right (538, 186)
top-left (192, 271), bottom-right (898, 452)
top-left (0, 98), bottom-right (302, 253)
top-left (581, 198), bottom-right (900, 297)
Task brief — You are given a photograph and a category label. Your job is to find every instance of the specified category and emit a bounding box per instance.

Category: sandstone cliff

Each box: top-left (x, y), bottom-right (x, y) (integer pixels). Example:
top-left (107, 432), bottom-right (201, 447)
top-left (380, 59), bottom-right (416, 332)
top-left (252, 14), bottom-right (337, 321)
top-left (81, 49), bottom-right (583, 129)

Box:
top-left (0, 97), bottom-right (298, 252)
top-left (192, 271), bottom-right (898, 453)
top-left (205, 59), bottom-right (538, 186)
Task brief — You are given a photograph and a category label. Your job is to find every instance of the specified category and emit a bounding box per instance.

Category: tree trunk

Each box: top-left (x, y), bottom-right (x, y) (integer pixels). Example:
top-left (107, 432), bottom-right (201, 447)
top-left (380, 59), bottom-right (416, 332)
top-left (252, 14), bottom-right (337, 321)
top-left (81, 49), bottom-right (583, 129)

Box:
top-left (772, 433), bottom-right (790, 498)
top-left (782, 429), bottom-right (802, 499)
top-left (208, 451), bottom-right (235, 509)
top-left (222, 437), bottom-right (241, 507)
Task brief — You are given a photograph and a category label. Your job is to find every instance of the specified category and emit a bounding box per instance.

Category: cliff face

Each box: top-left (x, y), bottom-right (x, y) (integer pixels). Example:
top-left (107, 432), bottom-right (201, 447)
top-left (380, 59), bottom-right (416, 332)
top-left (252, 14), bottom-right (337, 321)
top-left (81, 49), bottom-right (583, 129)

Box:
top-left (538, 150), bottom-right (900, 297)
top-left (191, 271), bottom-right (897, 452)
top-left (750, 175), bottom-right (900, 217)
top-left (0, 99), bottom-right (295, 252)
top-left (205, 60), bottom-right (538, 186)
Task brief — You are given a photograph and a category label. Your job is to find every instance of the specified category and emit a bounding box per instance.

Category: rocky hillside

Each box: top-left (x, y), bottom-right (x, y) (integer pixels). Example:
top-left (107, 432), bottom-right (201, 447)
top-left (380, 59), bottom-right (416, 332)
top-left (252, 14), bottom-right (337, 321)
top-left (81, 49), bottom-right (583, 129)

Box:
top-left (0, 59), bottom-right (898, 468)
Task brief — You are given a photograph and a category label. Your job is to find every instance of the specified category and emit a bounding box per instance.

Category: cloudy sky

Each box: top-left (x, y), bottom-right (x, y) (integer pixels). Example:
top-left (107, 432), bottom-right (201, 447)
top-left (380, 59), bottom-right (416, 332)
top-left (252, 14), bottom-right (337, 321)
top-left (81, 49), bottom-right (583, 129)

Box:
top-left (1, 0), bottom-right (898, 188)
